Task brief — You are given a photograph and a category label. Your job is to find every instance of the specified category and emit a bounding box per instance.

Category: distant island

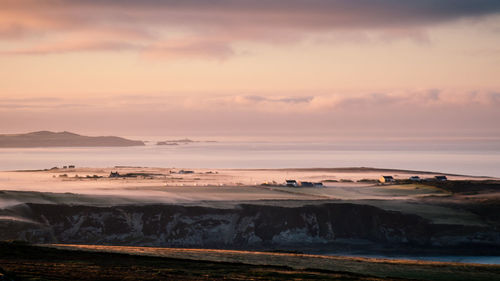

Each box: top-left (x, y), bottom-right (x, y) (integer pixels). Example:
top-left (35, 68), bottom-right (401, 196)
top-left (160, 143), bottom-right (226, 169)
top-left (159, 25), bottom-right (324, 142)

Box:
top-left (156, 141), bottom-right (180, 145)
top-left (0, 131), bottom-right (145, 148)
top-left (157, 138), bottom-right (217, 145)
top-left (157, 138), bottom-right (193, 145)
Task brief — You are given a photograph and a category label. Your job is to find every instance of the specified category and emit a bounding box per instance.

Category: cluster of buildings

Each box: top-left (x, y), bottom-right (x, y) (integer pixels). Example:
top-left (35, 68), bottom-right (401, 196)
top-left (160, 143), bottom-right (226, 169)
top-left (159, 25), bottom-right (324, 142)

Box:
top-left (283, 175), bottom-right (449, 188)
top-left (379, 175), bottom-right (447, 183)
top-left (50, 165), bottom-right (76, 170)
top-left (285, 180), bottom-right (323, 187)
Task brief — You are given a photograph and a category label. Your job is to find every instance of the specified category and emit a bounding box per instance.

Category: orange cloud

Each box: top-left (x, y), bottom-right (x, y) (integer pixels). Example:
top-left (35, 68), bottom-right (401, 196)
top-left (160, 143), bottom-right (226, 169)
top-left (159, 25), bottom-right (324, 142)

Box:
top-left (2, 90), bottom-right (500, 137)
top-left (144, 39), bottom-right (235, 60)
top-left (0, 40), bottom-right (142, 55)
top-left (1, 0), bottom-right (499, 56)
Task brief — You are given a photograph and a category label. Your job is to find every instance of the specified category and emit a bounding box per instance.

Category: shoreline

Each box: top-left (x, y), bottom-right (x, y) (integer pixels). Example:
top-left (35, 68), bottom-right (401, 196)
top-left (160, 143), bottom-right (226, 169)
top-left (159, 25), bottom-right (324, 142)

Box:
top-left (4, 241), bottom-right (500, 281)
top-left (1, 166), bottom-right (499, 272)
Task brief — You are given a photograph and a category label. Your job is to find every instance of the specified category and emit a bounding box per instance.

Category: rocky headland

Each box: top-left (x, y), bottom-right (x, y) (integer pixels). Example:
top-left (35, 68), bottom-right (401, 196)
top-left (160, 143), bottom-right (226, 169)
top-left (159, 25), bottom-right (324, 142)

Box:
top-left (0, 131), bottom-right (144, 147)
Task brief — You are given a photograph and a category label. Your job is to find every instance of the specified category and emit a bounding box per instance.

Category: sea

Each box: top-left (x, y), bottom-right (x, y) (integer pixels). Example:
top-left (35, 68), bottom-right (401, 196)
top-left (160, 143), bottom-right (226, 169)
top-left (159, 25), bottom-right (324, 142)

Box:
top-left (1, 139), bottom-right (499, 177)
top-left (327, 254), bottom-right (500, 265)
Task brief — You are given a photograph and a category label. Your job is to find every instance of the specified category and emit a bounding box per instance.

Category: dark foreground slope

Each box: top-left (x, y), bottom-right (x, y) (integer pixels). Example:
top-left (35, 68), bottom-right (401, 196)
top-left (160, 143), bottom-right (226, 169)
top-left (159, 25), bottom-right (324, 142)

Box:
top-left (2, 242), bottom-right (500, 281)
top-left (2, 203), bottom-right (499, 254)
top-left (0, 241), bottom-right (392, 281)
top-left (0, 131), bottom-right (144, 147)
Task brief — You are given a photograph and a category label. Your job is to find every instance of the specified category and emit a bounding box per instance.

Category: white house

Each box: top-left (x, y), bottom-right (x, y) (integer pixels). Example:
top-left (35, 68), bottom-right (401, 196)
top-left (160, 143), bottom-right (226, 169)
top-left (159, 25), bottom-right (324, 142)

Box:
top-left (379, 175), bottom-right (395, 183)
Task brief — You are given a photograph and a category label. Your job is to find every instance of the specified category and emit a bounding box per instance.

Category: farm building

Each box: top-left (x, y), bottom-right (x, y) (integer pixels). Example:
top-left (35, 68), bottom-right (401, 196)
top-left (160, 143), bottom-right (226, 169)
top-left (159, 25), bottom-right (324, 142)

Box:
top-left (435, 175), bottom-right (448, 181)
top-left (409, 176), bottom-right (421, 181)
top-left (299, 181), bottom-right (314, 187)
top-left (379, 175), bottom-right (395, 183)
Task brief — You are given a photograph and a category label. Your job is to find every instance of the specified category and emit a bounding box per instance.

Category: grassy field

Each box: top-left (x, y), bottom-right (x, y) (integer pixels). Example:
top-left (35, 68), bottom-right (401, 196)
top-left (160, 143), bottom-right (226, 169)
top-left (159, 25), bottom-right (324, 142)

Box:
top-left (0, 241), bottom-right (402, 281)
top-left (0, 243), bottom-right (490, 281)
top-left (1, 242), bottom-right (499, 280)
top-left (1, 171), bottom-right (499, 280)
top-left (20, 243), bottom-right (500, 281)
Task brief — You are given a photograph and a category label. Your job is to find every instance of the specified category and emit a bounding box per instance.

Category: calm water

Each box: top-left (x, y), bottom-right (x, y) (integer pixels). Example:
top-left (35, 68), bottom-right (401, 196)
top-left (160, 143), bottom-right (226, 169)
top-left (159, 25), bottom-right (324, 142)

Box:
top-left (1, 141), bottom-right (499, 177)
top-left (330, 254), bottom-right (500, 265)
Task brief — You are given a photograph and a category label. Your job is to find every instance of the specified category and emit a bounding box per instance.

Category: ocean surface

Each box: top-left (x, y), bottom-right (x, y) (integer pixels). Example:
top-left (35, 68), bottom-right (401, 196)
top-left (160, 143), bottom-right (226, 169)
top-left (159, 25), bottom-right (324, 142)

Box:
top-left (327, 254), bottom-right (500, 265)
top-left (1, 141), bottom-right (499, 177)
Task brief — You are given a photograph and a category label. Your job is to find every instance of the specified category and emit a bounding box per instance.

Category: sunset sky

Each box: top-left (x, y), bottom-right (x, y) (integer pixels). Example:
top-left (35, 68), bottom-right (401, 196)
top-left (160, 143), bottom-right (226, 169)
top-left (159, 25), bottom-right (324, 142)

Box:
top-left (1, 0), bottom-right (500, 139)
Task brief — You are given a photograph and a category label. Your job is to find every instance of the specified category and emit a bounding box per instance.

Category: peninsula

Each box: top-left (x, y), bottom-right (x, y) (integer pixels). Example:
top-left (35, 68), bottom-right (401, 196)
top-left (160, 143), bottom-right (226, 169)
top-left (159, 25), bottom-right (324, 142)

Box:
top-left (0, 131), bottom-right (145, 148)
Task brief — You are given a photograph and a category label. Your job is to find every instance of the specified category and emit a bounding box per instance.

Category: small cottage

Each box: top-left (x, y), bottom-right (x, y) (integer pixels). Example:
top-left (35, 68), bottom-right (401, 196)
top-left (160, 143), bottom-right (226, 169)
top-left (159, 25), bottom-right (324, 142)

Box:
top-left (434, 175), bottom-right (447, 182)
top-left (300, 181), bottom-right (314, 187)
top-left (379, 175), bottom-right (395, 183)
top-left (409, 176), bottom-right (421, 181)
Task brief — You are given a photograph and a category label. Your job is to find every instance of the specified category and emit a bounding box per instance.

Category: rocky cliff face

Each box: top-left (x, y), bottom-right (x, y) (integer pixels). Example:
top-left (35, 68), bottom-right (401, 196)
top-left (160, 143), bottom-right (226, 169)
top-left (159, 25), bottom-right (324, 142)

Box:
top-left (2, 203), bottom-right (499, 251)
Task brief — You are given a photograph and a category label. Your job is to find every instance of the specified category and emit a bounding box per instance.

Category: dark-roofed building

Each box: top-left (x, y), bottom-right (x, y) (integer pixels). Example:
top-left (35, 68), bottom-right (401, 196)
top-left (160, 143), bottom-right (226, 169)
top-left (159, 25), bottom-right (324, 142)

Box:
top-left (409, 176), bottom-right (421, 181)
top-left (435, 175), bottom-right (448, 181)
top-left (179, 170), bottom-right (194, 174)
top-left (379, 175), bottom-right (395, 183)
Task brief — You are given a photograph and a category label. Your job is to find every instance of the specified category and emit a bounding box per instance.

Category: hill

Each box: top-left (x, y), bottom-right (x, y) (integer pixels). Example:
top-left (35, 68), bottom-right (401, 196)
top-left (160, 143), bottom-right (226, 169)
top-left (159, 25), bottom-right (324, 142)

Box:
top-left (0, 131), bottom-right (145, 147)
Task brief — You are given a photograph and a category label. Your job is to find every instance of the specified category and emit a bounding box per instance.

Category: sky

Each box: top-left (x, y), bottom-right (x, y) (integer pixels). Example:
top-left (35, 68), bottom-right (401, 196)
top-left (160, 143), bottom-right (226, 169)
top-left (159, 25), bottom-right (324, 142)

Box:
top-left (1, 0), bottom-right (500, 139)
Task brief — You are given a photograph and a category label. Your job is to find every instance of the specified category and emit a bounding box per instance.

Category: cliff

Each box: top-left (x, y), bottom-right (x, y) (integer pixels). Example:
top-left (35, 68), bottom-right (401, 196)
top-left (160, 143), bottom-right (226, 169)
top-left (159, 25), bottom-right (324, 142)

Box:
top-left (2, 203), bottom-right (499, 253)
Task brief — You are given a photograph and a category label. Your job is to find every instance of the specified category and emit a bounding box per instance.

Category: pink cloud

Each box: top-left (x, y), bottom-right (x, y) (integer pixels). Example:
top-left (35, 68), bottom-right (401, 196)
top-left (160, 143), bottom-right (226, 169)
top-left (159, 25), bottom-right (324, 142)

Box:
top-left (1, 0), bottom-right (499, 56)
top-left (1, 90), bottom-right (500, 137)
top-left (0, 40), bottom-right (143, 55)
top-left (144, 39), bottom-right (235, 60)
